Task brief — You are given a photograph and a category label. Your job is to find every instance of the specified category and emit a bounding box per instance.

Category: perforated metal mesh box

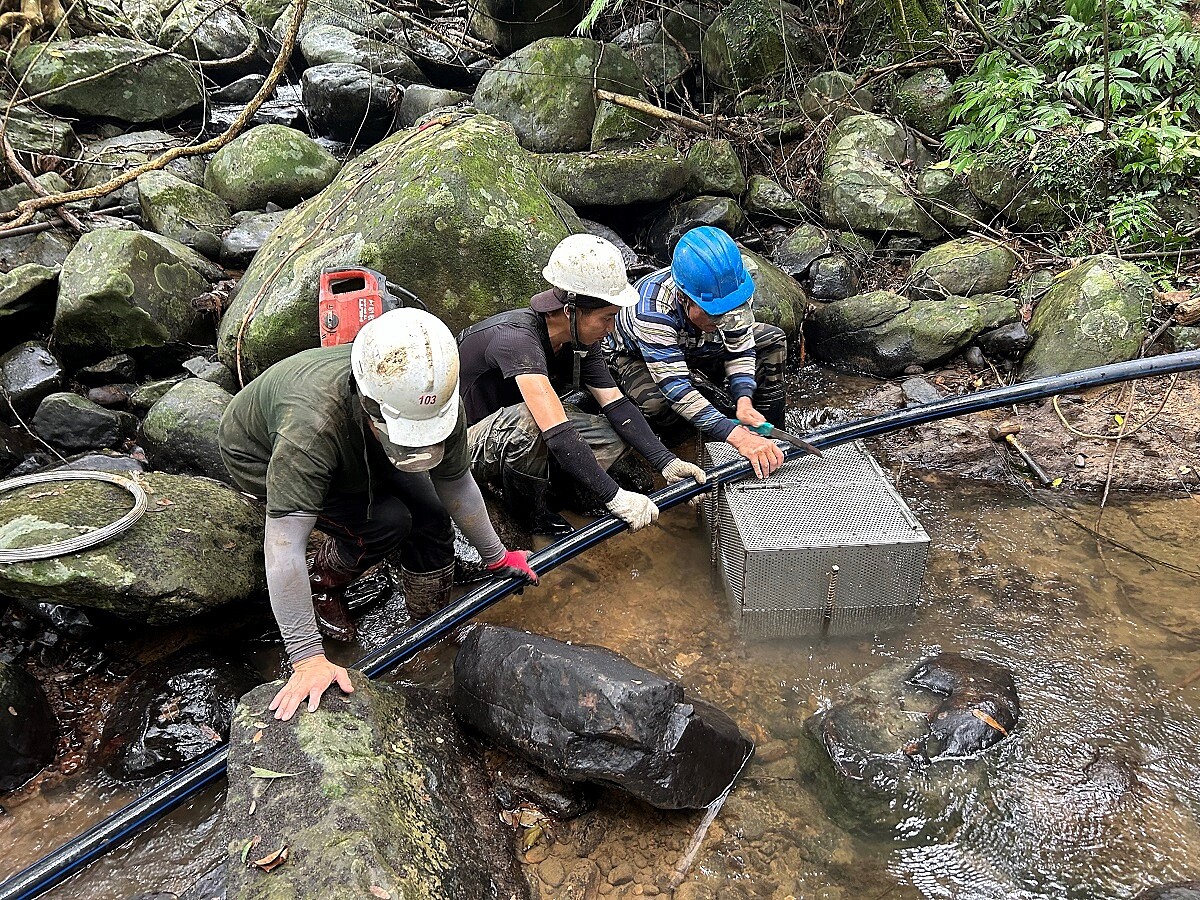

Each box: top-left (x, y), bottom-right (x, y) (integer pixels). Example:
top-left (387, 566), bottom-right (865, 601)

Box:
top-left (703, 441), bottom-right (929, 638)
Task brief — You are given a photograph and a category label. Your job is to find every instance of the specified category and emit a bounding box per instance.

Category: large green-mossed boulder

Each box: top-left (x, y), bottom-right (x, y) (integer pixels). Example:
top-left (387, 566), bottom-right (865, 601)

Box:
top-left (0, 472), bottom-right (265, 623)
top-left (11, 36), bottom-right (202, 123)
top-left (473, 37), bottom-right (642, 152)
top-left (217, 115), bottom-right (581, 380)
top-left (701, 0), bottom-right (816, 91)
top-left (908, 237), bottom-right (1019, 300)
top-left (1019, 256), bottom-right (1153, 380)
top-left (205, 124), bottom-right (341, 213)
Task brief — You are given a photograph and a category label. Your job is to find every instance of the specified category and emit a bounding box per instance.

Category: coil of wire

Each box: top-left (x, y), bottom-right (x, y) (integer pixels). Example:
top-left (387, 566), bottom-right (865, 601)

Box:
top-left (0, 470), bottom-right (148, 563)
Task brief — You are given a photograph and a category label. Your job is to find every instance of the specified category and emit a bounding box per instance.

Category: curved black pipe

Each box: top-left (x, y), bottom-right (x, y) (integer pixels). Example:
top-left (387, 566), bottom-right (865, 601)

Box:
top-left (5, 348), bottom-right (1199, 900)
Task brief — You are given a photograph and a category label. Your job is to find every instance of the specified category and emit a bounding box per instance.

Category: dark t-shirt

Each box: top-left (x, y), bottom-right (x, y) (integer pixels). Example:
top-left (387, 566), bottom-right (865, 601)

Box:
top-left (218, 345), bottom-right (470, 517)
top-left (457, 306), bottom-right (617, 426)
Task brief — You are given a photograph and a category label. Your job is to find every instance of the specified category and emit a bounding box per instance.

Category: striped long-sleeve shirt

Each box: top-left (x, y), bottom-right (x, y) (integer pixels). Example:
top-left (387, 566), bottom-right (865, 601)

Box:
top-left (611, 268), bottom-right (757, 440)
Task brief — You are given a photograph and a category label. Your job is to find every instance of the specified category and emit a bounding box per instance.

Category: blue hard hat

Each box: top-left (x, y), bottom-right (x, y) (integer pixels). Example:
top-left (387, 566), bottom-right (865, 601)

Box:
top-left (670, 226), bottom-right (755, 315)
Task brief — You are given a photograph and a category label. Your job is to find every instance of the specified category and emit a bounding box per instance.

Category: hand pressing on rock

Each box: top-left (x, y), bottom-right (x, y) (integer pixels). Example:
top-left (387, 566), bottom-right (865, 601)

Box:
top-left (270, 654), bottom-right (354, 721)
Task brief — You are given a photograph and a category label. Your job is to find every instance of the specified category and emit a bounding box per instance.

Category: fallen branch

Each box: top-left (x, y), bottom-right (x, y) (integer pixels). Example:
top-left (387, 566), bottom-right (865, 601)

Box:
top-left (1, 129), bottom-right (86, 233)
top-left (595, 88), bottom-right (712, 135)
top-left (853, 55), bottom-right (961, 90)
top-left (0, 0), bottom-right (308, 234)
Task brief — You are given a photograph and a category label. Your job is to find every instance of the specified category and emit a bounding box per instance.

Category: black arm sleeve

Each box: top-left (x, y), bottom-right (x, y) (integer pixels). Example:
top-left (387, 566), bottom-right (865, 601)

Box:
top-left (600, 396), bottom-right (676, 471)
top-left (543, 422), bottom-right (621, 502)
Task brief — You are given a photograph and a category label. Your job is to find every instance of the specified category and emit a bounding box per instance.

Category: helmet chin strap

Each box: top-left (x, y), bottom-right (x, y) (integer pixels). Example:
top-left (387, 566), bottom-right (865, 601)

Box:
top-left (564, 295), bottom-right (586, 389)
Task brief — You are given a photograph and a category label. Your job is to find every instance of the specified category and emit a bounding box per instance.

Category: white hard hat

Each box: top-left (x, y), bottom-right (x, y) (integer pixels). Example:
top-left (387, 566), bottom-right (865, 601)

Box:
top-left (351, 308), bottom-right (460, 448)
top-left (542, 234), bottom-right (639, 307)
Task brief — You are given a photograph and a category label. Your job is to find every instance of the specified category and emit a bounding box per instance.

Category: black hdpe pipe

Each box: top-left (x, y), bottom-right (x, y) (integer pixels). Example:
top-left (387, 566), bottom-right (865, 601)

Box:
top-left (6, 347), bottom-right (1200, 900)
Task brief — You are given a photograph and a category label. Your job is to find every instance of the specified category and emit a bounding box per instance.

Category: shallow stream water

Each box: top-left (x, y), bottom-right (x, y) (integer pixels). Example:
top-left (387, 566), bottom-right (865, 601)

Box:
top-left (5, 463), bottom-right (1200, 900)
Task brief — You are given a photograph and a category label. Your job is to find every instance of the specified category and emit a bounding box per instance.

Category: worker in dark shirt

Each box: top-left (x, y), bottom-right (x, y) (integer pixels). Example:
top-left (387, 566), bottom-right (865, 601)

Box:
top-left (219, 309), bottom-right (536, 721)
top-left (458, 234), bottom-right (707, 535)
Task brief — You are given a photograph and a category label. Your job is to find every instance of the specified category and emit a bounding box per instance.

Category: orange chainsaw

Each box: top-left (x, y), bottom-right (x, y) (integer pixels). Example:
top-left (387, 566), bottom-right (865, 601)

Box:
top-left (318, 267), bottom-right (425, 346)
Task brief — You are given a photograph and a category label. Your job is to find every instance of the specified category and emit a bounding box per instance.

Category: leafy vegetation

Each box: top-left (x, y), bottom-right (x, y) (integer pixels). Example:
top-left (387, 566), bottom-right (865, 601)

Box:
top-left (943, 0), bottom-right (1200, 250)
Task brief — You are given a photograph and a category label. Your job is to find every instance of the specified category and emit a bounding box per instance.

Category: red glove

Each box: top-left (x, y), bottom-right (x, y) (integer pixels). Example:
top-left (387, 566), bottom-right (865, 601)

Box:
top-left (486, 549), bottom-right (539, 585)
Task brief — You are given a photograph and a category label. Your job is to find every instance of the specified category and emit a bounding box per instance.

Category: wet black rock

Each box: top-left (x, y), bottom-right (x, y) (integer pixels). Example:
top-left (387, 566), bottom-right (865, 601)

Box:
top-left (210, 74), bottom-right (267, 104)
top-left (580, 219), bottom-right (638, 270)
top-left (397, 84), bottom-right (470, 127)
top-left (809, 254), bottom-right (858, 300)
top-left (31, 392), bottom-right (137, 451)
top-left (978, 321), bottom-right (1035, 360)
top-left (50, 450), bottom-right (147, 475)
top-left (0, 660), bottom-right (59, 791)
top-left (454, 625), bottom-right (754, 809)
top-left (86, 384), bottom-right (134, 408)
top-left (0, 341), bottom-right (63, 419)
top-left (1135, 884), bottom-right (1200, 900)
top-left (645, 195), bottom-right (748, 258)
top-left (803, 652), bottom-right (1019, 832)
top-left (77, 354), bottom-right (137, 386)
top-left (218, 210), bottom-right (287, 268)
top-left (909, 652), bottom-right (1019, 756)
top-left (99, 649), bottom-right (261, 781)
top-left (488, 752), bottom-right (596, 819)
top-left (901, 376), bottom-right (941, 406)
top-left (301, 62), bottom-right (400, 143)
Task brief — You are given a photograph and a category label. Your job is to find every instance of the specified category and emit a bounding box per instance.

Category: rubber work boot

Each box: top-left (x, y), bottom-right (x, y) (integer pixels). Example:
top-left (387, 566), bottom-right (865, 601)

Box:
top-left (401, 563), bottom-right (456, 623)
top-left (308, 540), bottom-right (359, 642)
top-left (501, 467), bottom-right (573, 537)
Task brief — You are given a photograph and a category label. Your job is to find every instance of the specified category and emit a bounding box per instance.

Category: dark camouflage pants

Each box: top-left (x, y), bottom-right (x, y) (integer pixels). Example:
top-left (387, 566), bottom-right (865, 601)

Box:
top-left (467, 402), bottom-right (627, 485)
top-left (611, 322), bottom-right (788, 431)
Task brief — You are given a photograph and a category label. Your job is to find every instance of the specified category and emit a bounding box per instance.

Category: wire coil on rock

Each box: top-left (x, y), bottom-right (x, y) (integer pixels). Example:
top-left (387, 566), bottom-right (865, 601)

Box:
top-left (0, 470), bottom-right (148, 563)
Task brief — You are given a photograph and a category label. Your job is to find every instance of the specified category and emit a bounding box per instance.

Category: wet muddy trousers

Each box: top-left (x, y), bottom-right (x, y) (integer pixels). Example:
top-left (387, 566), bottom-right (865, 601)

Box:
top-left (401, 562), bottom-right (456, 622)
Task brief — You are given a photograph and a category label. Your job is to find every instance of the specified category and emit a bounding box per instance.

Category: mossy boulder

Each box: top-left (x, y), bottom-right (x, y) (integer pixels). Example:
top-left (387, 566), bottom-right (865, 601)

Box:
top-left (800, 71), bottom-right (873, 123)
top-left (32, 392), bottom-right (137, 451)
top-left (11, 37), bottom-right (202, 123)
top-left (473, 38), bottom-right (642, 153)
top-left (820, 114), bottom-right (940, 238)
top-left (769, 223), bottom-right (833, 278)
top-left (54, 230), bottom-right (210, 366)
top-left (743, 248), bottom-right (803, 338)
top-left (467, 0), bottom-right (586, 55)
top-left (78, 131), bottom-right (207, 210)
top-left (299, 23), bottom-right (423, 83)
top-left (0, 264), bottom-right (58, 320)
top-left (591, 99), bottom-right (658, 150)
top-left (809, 289), bottom-right (1018, 375)
top-left (142, 378), bottom-right (233, 481)
top-left (0, 472), bottom-right (265, 623)
top-left (137, 171), bottom-right (233, 259)
top-left (1019, 256), bottom-right (1153, 380)
top-left (158, 0), bottom-right (259, 69)
top-left (225, 675), bottom-right (530, 900)
top-left (271, 0), bottom-right (373, 43)
top-left (908, 238), bottom-right (1019, 300)
top-left (217, 115), bottom-right (580, 380)
top-left (701, 0), bottom-right (817, 91)
top-left (894, 67), bottom-right (955, 136)
top-left (532, 146), bottom-right (690, 207)
top-left (917, 166), bottom-right (986, 231)
top-left (614, 23), bottom-right (691, 88)
top-left (967, 160), bottom-right (1069, 228)
top-left (205, 125), bottom-right (341, 213)
top-left (744, 175), bottom-right (808, 221)
top-left (686, 139), bottom-right (746, 197)
top-left (0, 95), bottom-right (76, 158)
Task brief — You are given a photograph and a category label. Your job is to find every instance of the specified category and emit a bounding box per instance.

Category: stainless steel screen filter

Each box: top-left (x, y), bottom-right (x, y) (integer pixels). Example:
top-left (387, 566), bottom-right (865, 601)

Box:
top-left (702, 441), bottom-right (929, 638)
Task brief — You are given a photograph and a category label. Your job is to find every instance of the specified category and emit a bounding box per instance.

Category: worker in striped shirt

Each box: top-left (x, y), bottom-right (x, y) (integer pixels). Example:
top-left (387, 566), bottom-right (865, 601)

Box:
top-left (609, 227), bottom-right (787, 478)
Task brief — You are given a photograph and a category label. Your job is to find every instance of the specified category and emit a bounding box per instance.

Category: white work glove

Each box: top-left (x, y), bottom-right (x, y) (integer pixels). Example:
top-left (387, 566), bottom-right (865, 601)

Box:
top-left (661, 458), bottom-right (707, 487)
top-left (606, 488), bottom-right (660, 531)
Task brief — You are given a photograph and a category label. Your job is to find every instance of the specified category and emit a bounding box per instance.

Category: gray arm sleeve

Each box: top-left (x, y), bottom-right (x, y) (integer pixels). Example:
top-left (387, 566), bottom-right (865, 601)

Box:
top-left (263, 512), bottom-right (323, 665)
top-left (432, 470), bottom-right (505, 566)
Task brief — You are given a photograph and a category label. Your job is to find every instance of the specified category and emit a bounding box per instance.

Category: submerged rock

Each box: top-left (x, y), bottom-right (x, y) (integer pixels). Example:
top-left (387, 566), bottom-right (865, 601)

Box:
top-left (474, 37), bottom-right (641, 153)
top-left (0, 660), bottom-right (59, 792)
top-left (1135, 884), bottom-right (1200, 900)
top-left (100, 649), bottom-right (260, 781)
top-left (1019, 255), bottom-right (1153, 379)
top-left (217, 115), bottom-right (578, 378)
top-left (141, 378), bottom-right (233, 481)
top-left (454, 625), bottom-right (753, 809)
top-left (11, 37), bottom-right (202, 123)
top-left (224, 674), bottom-right (530, 900)
top-left (0, 472), bottom-right (265, 623)
top-left (204, 124), bottom-right (341, 212)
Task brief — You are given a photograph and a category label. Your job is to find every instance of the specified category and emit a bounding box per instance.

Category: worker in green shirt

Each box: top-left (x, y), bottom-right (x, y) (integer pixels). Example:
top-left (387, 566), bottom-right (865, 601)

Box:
top-left (219, 308), bottom-right (536, 721)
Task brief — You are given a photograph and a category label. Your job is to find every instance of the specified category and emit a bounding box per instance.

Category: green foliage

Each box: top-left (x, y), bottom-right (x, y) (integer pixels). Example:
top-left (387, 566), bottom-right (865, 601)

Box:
top-left (875, 0), bottom-right (949, 50)
top-left (944, 0), bottom-right (1200, 248)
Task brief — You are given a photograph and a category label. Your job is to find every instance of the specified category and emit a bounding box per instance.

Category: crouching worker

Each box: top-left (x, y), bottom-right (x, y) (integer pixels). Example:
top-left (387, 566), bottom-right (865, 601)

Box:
top-left (609, 226), bottom-right (787, 479)
top-left (218, 309), bottom-right (537, 720)
top-left (458, 233), bottom-right (707, 535)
